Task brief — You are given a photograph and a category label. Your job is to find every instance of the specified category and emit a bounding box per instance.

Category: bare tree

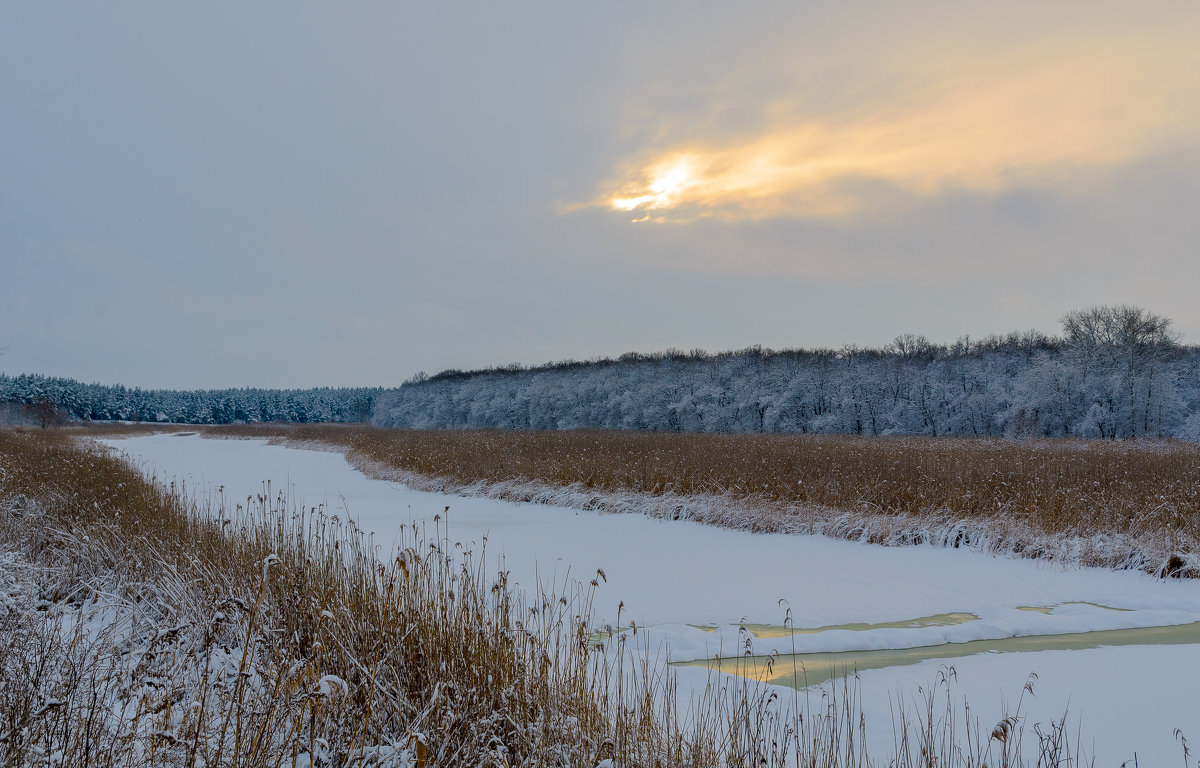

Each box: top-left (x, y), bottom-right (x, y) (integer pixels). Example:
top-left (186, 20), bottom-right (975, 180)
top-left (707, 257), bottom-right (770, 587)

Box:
top-left (1060, 305), bottom-right (1179, 351)
top-left (889, 333), bottom-right (937, 359)
top-left (1060, 305), bottom-right (1182, 437)
top-left (23, 398), bottom-right (61, 429)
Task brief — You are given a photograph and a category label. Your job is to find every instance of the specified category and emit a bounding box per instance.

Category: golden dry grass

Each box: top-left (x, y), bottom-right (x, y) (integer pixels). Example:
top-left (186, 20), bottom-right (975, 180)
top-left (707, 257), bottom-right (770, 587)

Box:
top-left (0, 428), bottom-right (706, 766)
top-left (2, 425), bottom-right (1174, 764)
top-left (107, 423), bottom-right (1200, 562)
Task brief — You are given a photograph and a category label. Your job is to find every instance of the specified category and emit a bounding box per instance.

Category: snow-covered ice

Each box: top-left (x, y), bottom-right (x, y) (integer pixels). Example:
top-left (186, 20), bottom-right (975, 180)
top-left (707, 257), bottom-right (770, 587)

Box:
top-left (103, 433), bottom-right (1200, 763)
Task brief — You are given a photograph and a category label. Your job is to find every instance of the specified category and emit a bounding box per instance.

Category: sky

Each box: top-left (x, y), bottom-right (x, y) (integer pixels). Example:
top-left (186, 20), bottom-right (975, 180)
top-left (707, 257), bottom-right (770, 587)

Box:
top-left (2, 2), bottom-right (1198, 389)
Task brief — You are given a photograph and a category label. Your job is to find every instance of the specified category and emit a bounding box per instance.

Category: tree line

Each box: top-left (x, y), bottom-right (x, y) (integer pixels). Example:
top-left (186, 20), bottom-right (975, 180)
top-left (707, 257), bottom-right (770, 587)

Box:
top-left (5, 306), bottom-right (1197, 438)
top-left (374, 306), bottom-right (1200, 440)
top-left (0, 375), bottom-right (381, 426)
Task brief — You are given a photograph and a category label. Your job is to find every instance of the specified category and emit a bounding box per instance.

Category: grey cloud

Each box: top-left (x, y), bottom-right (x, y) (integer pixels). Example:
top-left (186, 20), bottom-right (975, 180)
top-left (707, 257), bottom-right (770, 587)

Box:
top-left (1, 2), bottom-right (1196, 389)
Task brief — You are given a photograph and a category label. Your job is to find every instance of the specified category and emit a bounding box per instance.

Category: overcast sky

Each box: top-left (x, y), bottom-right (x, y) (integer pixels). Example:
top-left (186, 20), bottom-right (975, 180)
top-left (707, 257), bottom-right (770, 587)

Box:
top-left (3, 2), bottom-right (1198, 388)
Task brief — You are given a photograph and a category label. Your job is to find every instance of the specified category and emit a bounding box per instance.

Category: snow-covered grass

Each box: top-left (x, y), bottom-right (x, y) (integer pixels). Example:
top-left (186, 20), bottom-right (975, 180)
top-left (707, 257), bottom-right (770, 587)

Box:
top-left (101, 423), bottom-right (1200, 578)
top-left (98, 430), bottom-right (1200, 764)
top-left (0, 429), bottom-right (700, 766)
top-left (5, 427), bottom-right (1197, 765)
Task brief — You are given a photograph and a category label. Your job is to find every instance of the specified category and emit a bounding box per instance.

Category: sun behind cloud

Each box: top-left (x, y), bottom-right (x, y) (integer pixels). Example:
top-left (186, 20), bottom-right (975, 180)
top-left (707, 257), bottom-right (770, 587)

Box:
top-left (610, 156), bottom-right (699, 212)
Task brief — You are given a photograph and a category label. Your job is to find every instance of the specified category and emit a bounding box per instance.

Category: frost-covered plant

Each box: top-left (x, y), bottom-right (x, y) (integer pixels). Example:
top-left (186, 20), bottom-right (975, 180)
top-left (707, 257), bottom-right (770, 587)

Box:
top-left (0, 428), bottom-right (1184, 766)
top-left (191, 423), bottom-right (1200, 579)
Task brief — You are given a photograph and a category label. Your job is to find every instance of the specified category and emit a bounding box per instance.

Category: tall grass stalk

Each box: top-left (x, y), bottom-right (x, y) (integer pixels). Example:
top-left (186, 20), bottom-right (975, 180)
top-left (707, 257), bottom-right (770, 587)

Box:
top-left (0, 428), bottom-right (1144, 765)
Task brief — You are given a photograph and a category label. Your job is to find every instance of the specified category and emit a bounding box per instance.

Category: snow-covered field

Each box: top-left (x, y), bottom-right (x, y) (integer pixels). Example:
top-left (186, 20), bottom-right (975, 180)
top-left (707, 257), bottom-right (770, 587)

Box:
top-left (104, 433), bottom-right (1200, 764)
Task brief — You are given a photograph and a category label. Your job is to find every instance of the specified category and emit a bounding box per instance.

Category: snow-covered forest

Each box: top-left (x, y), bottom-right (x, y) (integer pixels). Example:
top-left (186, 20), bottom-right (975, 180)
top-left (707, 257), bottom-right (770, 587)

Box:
top-left (0, 375), bottom-right (381, 424)
top-left (375, 307), bottom-right (1200, 440)
top-left (6, 306), bottom-right (1199, 438)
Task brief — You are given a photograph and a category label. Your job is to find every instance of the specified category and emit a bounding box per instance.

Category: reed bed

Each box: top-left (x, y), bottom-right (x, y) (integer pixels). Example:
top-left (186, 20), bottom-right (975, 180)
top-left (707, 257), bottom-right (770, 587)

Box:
top-left (0, 425), bottom-right (1129, 766)
top-left (95, 423), bottom-right (1200, 576)
top-left (83, 423), bottom-right (1200, 528)
top-left (0, 428), bottom-right (693, 766)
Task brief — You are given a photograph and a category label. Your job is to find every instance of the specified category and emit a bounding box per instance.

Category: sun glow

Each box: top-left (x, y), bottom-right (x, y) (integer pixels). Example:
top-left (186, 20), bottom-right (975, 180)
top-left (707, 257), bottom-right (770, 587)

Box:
top-left (610, 157), bottom-right (698, 212)
top-left (592, 8), bottom-right (1199, 223)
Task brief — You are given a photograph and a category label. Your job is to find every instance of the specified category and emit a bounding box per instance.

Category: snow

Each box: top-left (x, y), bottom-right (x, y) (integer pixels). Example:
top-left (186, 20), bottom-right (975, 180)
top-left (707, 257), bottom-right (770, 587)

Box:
top-left (103, 433), bottom-right (1200, 763)
top-left (856, 644), bottom-right (1200, 765)
top-left (316, 674), bottom-right (349, 698)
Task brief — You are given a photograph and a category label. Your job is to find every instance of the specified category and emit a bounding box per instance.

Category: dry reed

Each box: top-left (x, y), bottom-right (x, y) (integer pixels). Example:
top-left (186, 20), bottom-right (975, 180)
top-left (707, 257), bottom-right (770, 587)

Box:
top-left (90, 423), bottom-right (1200, 576)
top-left (0, 425), bottom-right (1145, 765)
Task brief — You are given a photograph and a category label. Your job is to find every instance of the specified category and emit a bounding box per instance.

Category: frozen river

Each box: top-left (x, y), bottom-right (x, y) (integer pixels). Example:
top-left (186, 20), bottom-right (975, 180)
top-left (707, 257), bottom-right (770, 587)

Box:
top-left (104, 433), bottom-right (1200, 764)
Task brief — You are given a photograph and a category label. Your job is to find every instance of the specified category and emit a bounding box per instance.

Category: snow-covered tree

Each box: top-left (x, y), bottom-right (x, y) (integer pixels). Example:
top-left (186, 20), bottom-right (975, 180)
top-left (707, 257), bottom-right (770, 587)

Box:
top-left (373, 307), bottom-right (1200, 441)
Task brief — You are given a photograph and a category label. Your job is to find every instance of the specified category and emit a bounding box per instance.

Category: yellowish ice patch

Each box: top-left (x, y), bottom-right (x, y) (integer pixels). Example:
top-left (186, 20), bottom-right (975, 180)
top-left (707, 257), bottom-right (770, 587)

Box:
top-left (679, 622), bottom-right (1200, 691)
top-left (745, 612), bottom-right (978, 639)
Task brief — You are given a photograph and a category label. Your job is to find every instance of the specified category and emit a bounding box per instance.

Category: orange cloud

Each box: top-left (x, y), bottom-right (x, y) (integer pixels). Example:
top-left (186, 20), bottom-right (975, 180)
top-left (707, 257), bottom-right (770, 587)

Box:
top-left (593, 5), bottom-right (1200, 222)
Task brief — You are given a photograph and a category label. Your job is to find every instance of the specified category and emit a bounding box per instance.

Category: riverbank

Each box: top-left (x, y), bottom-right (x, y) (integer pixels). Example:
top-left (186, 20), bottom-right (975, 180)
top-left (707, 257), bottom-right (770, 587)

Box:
top-left (0, 429), bottom-right (710, 766)
top-left (87, 423), bottom-right (1200, 578)
top-left (93, 429), bottom-right (1200, 764)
